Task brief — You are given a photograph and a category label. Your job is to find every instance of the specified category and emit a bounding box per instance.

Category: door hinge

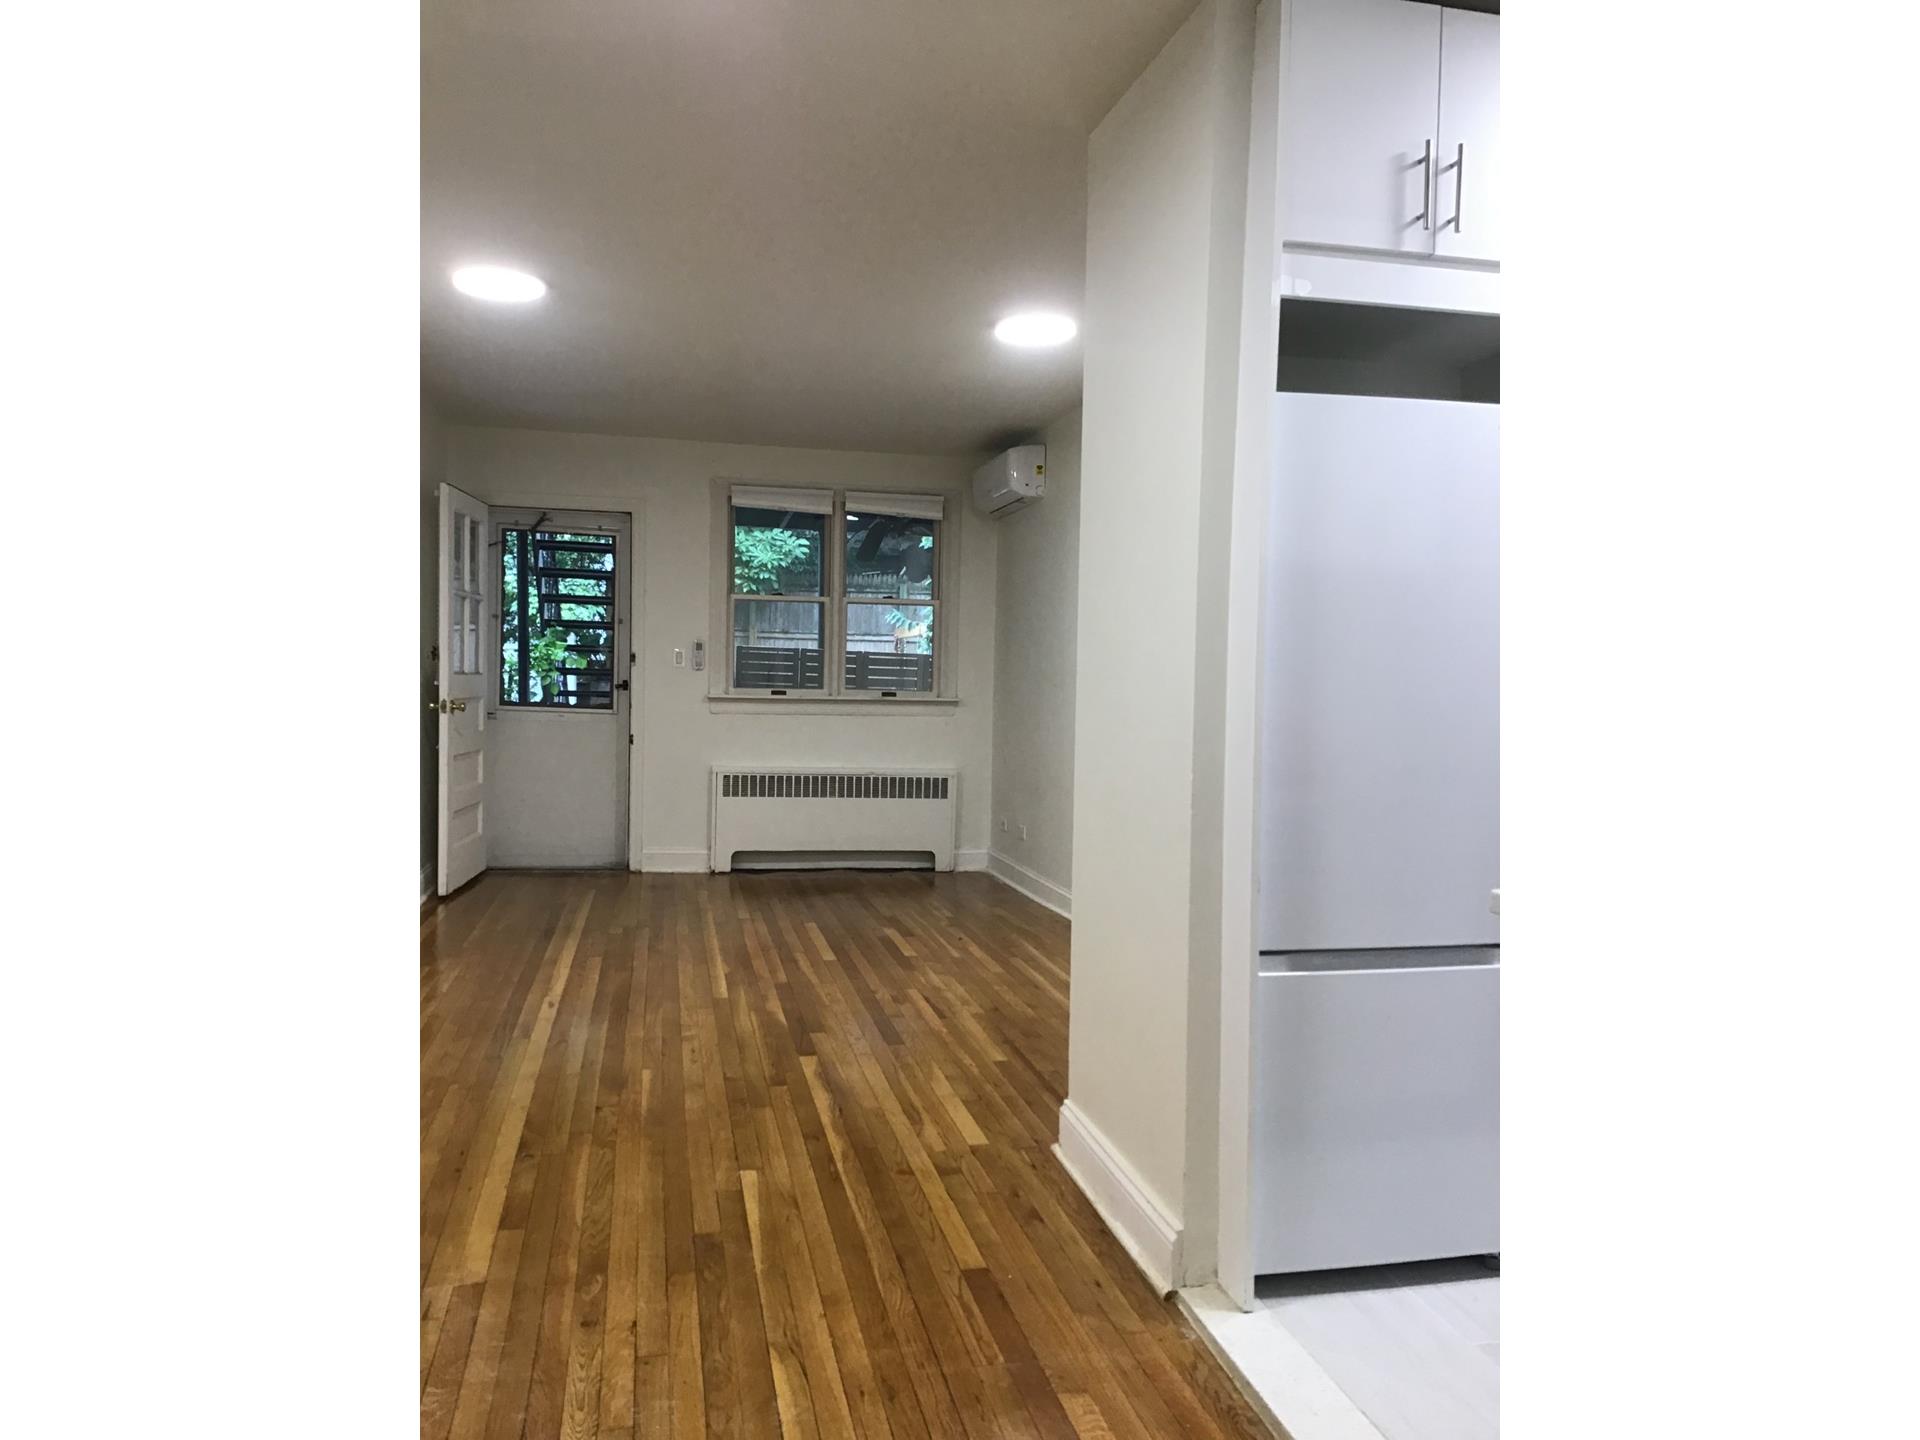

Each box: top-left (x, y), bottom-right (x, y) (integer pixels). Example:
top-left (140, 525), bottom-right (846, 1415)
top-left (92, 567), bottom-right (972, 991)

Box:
top-left (616, 679), bottom-right (630, 691)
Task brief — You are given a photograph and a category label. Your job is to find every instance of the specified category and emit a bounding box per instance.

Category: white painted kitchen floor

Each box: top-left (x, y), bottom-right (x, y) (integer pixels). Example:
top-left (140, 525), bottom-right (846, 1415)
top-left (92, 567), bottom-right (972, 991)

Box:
top-left (1181, 1259), bottom-right (1500, 1440)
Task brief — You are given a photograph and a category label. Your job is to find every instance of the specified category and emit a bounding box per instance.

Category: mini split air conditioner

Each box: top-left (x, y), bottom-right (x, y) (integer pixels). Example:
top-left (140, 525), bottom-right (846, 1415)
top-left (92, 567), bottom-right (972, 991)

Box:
top-left (972, 445), bottom-right (1045, 517)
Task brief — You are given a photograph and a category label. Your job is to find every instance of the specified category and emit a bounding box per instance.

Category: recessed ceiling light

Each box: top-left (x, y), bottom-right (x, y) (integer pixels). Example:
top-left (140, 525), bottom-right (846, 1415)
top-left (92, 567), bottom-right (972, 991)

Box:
top-left (451, 265), bottom-right (547, 303)
top-left (994, 312), bottom-right (1077, 348)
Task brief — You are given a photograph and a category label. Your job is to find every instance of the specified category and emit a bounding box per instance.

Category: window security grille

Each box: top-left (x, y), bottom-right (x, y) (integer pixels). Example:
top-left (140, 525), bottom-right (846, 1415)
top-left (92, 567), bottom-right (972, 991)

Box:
top-left (500, 529), bottom-right (618, 708)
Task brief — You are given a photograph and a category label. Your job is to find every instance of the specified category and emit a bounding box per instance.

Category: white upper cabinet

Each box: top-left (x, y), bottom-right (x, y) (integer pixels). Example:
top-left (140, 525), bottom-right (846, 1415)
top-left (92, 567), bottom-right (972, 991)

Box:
top-left (1283, 0), bottom-right (1443, 256)
top-left (1282, 0), bottom-right (1500, 266)
top-left (1434, 8), bottom-right (1499, 262)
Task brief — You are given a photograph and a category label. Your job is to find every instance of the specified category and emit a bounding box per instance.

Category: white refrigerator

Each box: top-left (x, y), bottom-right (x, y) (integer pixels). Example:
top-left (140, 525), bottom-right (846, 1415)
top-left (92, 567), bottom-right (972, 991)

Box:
top-left (1251, 391), bottom-right (1501, 1274)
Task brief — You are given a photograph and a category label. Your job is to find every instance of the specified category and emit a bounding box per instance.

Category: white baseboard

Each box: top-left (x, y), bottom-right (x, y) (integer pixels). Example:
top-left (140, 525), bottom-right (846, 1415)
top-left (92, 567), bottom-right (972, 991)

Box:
top-left (491, 857), bottom-right (629, 872)
top-left (733, 855), bottom-right (936, 872)
top-left (1177, 1283), bottom-right (1380, 1440)
top-left (1054, 1099), bottom-right (1184, 1295)
top-left (641, 848), bottom-right (711, 873)
top-left (420, 863), bottom-right (434, 906)
top-left (986, 851), bottom-right (1071, 917)
top-left (681, 849), bottom-right (980, 874)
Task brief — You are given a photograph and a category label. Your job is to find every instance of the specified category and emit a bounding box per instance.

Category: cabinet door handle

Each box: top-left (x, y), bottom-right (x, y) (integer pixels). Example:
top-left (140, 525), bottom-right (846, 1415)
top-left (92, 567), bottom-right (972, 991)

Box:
top-left (1449, 142), bottom-right (1466, 233)
top-left (1419, 138), bottom-right (1434, 231)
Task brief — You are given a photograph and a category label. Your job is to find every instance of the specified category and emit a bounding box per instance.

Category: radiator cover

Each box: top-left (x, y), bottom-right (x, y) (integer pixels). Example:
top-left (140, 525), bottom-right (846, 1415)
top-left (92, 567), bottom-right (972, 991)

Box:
top-left (709, 767), bottom-right (958, 872)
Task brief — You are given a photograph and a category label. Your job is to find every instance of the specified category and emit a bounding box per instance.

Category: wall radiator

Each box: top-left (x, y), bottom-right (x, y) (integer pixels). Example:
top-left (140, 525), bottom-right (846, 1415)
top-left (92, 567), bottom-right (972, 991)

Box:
top-left (709, 767), bottom-right (958, 872)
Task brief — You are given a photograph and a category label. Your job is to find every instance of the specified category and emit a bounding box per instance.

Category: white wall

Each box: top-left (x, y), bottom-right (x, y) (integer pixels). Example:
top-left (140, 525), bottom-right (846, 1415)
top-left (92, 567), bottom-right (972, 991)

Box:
top-left (443, 425), bottom-right (997, 868)
top-left (1065, 0), bottom-right (1255, 1285)
top-left (989, 406), bottom-right (1081, 913)
top-left (1213, 0), bottom-right (1286, 1306)
top-left (420, 392), bottom-right (448, 891)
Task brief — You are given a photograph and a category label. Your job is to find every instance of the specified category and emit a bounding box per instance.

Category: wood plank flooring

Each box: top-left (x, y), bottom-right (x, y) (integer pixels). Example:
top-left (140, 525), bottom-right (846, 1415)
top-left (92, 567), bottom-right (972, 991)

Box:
top-left (422, 869), bottom-right (1275, 1439)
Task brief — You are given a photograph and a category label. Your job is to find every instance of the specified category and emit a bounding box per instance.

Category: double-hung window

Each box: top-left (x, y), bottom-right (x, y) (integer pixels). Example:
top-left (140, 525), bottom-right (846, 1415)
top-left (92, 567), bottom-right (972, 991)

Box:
top-left (725, 484), bottom-right (946, 698)
top-left (842, 491), bottom-right (940, 693)
top-left (728, 486), bottom-right (831, 691)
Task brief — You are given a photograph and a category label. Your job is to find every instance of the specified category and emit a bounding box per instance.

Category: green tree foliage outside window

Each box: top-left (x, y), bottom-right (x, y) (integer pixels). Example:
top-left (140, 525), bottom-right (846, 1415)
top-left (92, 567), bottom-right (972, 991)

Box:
top-left (732, 506), bottom-right (825, 595)
top-left (732, 526), bottom-right (817, 594)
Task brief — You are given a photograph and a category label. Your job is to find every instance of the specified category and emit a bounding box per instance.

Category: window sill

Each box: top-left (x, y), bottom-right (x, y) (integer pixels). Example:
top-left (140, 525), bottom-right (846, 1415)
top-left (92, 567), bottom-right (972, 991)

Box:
top-left (706, 692), bottom-right (959, 715)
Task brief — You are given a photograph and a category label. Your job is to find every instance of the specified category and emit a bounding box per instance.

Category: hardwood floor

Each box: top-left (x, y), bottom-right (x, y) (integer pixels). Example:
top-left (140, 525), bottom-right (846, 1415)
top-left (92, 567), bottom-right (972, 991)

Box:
top-left (422, 869), bottom-right (1274, 1439)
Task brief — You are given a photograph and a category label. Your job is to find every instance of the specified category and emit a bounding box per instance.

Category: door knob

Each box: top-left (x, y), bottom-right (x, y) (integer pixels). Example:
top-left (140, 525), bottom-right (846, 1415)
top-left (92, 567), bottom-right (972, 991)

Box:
top-left (431, 698), bottom-right (468, 713)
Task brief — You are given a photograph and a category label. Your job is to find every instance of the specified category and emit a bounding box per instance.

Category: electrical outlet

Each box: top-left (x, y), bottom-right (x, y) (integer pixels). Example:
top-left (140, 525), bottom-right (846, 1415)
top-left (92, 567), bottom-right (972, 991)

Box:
top-left (1019, 824), bottom-right (1029, 841)
top-left (998, 818), bottom-right (1009, 833)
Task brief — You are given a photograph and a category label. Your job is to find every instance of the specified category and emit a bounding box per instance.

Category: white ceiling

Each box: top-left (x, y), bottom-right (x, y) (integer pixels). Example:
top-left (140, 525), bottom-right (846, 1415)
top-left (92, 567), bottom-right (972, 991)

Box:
top-left (423, 0), bottom-right (1199, 456)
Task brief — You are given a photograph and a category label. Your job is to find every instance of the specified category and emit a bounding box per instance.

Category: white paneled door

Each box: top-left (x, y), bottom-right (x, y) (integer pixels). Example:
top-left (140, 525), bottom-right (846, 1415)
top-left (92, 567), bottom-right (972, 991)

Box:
top-left (437, 483), bottom-right (490, 895)
top-left (1435, 7), bottom-right (1500, 263)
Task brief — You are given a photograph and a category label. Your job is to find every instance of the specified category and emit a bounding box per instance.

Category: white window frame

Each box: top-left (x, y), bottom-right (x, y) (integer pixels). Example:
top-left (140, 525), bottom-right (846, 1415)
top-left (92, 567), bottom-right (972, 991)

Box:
top-left (710, 480), bottom-right (958, 704)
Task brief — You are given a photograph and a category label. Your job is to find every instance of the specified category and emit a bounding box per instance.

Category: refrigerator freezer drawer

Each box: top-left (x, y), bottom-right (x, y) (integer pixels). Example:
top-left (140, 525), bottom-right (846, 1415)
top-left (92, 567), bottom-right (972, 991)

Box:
top-left (1252, 962), bottom-right (1499, 1274)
